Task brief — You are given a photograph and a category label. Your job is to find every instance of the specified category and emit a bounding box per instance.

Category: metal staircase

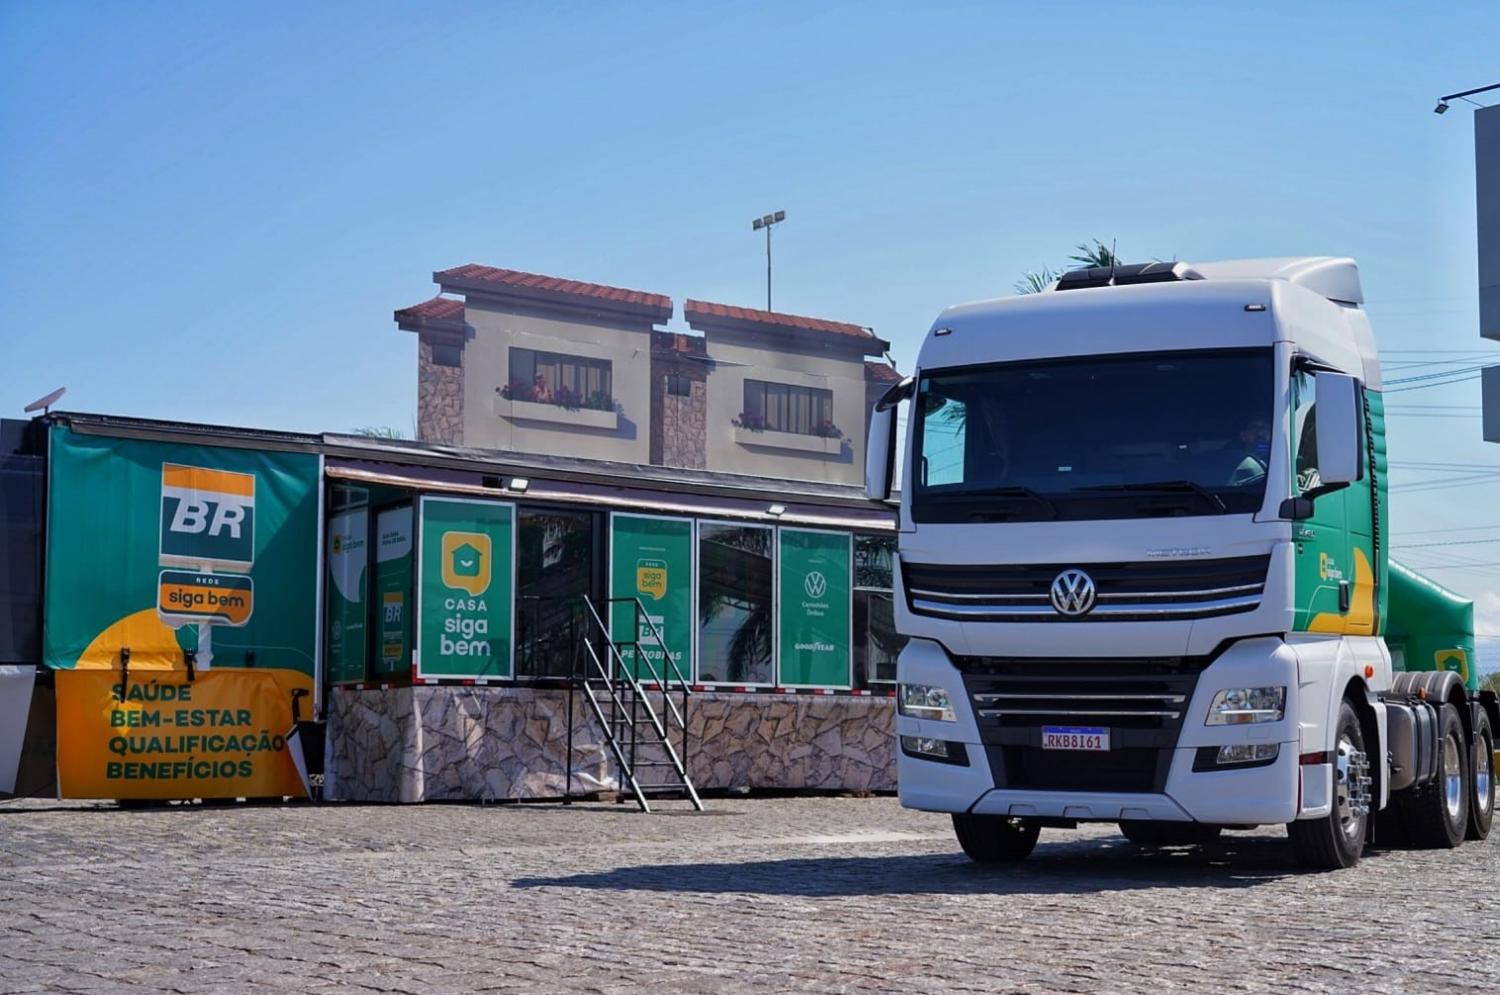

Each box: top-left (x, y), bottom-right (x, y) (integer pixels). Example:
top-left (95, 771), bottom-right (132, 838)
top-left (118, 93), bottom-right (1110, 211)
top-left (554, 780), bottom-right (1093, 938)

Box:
top-left (566, 596), bottom-right (702, 812)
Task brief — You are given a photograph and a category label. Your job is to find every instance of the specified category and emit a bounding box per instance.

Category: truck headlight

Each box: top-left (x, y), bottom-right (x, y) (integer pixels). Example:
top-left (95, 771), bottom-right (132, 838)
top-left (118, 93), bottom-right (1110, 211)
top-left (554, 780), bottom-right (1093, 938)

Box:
top-left (898, 683), bottom-right (956, 722)
top-left (1205, 686), bottom-right (1285, 725)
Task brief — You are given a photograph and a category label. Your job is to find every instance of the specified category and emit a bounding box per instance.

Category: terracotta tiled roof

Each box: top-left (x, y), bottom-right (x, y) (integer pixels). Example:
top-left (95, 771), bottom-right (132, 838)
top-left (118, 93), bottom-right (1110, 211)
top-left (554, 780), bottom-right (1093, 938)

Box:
top-left (394, 296), bottom-right (465, 335)
top-left (394, 296), bottom-right (464, 323)
top-left (652, 331), bottom-right (708, 355)
top-left (684, 299), bottom-right (875, 341)
top-left (865, 361), bottom-right (903, 383)
top-left (435, 263), bottom-right (672, 315)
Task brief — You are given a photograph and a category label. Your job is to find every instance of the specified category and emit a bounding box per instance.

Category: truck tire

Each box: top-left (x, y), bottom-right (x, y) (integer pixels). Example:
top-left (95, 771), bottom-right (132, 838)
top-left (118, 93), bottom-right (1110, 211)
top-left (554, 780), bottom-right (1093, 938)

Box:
top-left (1465, 710), bottom-right (1494, 841)
top-left (952, 813), bottom-right (1041, 863)
top-left (1287, 699), bottom-right (1369, 870)
top-left (1118, 820), bottom-right (1223, 846)
top-left (1402, 702), bottom-right (1469, 849)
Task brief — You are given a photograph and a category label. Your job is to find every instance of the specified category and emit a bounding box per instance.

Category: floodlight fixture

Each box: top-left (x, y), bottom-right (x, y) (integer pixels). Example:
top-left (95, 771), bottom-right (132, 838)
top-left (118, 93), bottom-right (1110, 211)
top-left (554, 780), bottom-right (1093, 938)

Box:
top-left (508, 477), bottom-right (530, 493)
top-left (1434, 82), bottom-right (1500, 115)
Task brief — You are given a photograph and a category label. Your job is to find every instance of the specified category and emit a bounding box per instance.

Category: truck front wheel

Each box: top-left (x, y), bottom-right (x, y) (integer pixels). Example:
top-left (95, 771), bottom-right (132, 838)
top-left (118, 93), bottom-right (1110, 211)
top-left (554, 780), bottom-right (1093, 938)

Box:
top-left (952, 813), bottom-right (1041, 863)
top-left (1288, 699), bottom-right (1369, 870)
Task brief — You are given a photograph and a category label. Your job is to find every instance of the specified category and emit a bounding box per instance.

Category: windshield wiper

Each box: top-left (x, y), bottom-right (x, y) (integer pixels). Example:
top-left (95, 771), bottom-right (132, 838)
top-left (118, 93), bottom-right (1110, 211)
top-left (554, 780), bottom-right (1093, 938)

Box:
top-left (1076, 479), bottom-right (1228, 514)
top-left (948, 485), bottom-right (1059, 520)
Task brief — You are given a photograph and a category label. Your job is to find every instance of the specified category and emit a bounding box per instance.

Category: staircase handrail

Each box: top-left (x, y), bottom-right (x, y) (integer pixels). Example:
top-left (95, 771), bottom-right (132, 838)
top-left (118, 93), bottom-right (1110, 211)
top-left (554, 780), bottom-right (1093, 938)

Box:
top-left (630, 597), bottom-right (694, 694)
top-left (577, 596), bottom-right (684, 742)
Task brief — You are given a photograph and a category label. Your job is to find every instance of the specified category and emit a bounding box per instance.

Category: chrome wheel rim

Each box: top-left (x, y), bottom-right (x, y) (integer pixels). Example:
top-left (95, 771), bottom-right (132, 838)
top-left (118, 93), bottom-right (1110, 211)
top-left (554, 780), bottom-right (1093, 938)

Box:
top-left (1334, 733), bottom-right (1371, 843)
top-left (1442, 732), bottom-right (1464, 822)
top-left (1475, 737), bottom-right (1493, 818)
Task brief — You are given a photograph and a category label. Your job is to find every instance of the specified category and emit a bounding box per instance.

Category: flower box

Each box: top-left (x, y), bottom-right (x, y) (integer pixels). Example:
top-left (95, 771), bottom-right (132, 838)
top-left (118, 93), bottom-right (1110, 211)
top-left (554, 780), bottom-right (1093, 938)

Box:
top-left (733, 425), bottom-right (842, 456)
top-left (494, 395), bottom-right (618, 431)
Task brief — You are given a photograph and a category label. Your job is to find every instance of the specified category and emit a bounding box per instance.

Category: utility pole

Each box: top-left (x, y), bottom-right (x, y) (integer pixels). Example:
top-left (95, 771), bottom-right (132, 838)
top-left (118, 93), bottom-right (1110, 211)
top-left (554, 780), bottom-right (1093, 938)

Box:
top-left (751, 210), bottom-right (786, 311)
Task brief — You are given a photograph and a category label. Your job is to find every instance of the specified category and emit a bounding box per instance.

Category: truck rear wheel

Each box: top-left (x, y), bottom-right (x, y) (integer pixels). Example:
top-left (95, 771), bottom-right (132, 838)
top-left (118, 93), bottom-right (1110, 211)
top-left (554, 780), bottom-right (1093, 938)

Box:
top-left (1402, 702), bottom-right (1469, 849)
top-left (1465, 710), bottom-right (1493, 841)
top-left (1288, 699), bottom-right (1369, 870)
top-left (952, 813), bottom-right (1040, 863)
top-left (1118, 820), bottom-right (1222, 846)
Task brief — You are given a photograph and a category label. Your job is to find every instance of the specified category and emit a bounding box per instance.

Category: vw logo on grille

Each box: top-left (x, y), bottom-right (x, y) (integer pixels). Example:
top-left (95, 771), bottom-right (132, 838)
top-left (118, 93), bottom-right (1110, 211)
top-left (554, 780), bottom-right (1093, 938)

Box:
top-left (1050, 569), bottom-right (1097, 617)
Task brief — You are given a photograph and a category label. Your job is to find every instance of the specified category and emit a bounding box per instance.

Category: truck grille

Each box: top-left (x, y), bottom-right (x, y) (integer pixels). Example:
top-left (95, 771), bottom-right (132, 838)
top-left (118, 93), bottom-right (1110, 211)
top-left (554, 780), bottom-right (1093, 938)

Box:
top-left (904, 554), bottom-right (1269, 622)
top-left (958, 657), bottom-right (1208, 794)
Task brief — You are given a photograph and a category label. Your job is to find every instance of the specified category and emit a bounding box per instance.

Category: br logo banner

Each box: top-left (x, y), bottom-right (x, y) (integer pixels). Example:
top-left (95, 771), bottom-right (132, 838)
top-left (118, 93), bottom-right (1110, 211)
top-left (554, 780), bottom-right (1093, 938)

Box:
top-left (159, 464), bottom-right (256, 571)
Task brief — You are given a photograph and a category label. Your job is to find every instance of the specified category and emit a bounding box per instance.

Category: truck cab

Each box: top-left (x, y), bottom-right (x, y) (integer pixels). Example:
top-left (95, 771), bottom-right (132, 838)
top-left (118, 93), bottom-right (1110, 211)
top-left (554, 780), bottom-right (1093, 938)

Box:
top-left (867, 258), bottom-right (1497, 869)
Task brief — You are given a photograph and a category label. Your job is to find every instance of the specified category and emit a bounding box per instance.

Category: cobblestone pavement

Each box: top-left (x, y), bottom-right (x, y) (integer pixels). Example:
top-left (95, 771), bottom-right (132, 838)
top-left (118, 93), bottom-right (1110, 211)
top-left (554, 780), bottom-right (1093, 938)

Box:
top-left (2, 795), bottom-right (1498, 994)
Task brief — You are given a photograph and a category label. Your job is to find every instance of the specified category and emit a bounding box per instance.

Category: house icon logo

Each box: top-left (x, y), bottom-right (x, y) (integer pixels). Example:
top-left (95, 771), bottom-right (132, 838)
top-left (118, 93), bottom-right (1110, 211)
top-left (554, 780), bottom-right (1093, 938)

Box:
top-left (441, 531), bottom-right (492, 597)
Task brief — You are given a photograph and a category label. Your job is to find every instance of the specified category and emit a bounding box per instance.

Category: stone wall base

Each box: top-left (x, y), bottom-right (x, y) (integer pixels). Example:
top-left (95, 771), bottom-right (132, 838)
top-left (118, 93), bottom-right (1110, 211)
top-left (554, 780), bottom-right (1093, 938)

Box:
top-left (327, 686), bottom-right (895, 803)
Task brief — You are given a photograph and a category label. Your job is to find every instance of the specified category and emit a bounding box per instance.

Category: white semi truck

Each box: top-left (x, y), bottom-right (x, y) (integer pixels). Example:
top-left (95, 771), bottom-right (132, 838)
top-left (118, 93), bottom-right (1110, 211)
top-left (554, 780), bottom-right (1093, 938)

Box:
top-left (865, 257), bottom-right (1498, 869)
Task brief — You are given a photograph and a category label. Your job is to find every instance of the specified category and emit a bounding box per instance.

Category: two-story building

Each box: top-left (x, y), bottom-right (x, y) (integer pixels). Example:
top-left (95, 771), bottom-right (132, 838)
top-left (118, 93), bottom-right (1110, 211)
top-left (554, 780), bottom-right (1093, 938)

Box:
top-left (394, 264), bottom-right (897, 486)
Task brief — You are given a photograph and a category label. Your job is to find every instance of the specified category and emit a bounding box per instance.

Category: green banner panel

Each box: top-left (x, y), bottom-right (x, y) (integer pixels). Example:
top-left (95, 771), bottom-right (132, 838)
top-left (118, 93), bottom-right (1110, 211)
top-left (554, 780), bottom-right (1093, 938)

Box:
top-left (610, 514), bottom-right (693, 683)
top-left (326, 508), bottom-right (368, 684)
top-left (416, 496), bottom-right (514, 680)
top-left (374, 506), bottom-right (413, 676)
top-left (777, 528), bottom-right (852, 688)
top-left (44, 425), bottom-right (321, 678)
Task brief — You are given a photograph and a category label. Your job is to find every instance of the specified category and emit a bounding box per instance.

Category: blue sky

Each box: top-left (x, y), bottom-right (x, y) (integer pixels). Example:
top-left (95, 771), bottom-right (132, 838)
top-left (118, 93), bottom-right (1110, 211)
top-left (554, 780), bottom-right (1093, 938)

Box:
top-left (3, 2), bottom-right (1499, 656)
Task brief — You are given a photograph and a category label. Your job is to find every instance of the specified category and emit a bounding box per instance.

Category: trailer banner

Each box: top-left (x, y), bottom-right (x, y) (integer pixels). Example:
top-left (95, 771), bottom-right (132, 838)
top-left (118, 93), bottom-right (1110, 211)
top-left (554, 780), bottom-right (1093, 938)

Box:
top-left (777, 528), bottom-right (852, 688)
top-left (609, 514), bottom-right (693, 682)
top-left (44, 426), bottom-right (321, 676)
top-left (374, 506), bottom-right (414, 676)
top-left (326, 509), bottom-right (369, 685)
top-left (55, 668), bottom-right (310, 799)
top-left (415, 496), bottom-right (515, 680)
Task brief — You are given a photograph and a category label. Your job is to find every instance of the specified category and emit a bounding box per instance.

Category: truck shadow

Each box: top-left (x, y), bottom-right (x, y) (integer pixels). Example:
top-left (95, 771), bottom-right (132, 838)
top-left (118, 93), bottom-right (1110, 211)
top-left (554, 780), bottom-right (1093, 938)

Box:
top-left (513, 833), bottom-right (1311, 896)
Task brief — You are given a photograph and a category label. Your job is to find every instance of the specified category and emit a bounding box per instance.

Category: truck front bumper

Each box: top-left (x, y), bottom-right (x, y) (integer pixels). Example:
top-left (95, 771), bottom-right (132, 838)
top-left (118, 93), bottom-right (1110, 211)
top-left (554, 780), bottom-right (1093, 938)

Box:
top-left (896, 636), bottom-right (1303, 826)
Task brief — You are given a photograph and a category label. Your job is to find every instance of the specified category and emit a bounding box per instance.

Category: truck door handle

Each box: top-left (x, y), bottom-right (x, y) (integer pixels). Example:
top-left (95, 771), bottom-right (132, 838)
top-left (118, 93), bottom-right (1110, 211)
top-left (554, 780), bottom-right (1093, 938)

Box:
top-left (1339, 581), bottom-right (1350, 612)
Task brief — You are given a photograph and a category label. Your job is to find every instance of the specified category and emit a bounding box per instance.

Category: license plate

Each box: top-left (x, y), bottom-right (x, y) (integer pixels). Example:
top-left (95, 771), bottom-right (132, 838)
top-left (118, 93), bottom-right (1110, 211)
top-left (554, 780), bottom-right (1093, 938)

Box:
top-left (1041, 726), bottom-right (1110, 751)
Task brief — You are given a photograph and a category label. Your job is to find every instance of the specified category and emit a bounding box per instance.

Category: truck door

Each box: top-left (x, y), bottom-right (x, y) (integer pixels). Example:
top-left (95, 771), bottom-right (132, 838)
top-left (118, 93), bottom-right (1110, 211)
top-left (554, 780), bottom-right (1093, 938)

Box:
top-left (1290, 367), bottom-right (1365, 633)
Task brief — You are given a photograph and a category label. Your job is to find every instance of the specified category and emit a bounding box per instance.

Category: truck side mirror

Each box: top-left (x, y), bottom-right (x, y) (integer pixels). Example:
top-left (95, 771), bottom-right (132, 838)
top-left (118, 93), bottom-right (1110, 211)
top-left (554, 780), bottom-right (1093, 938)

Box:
top-left (1314, 372), bottom-right (1362, 485)
top-left (866, 376), bottom-right (913, 501)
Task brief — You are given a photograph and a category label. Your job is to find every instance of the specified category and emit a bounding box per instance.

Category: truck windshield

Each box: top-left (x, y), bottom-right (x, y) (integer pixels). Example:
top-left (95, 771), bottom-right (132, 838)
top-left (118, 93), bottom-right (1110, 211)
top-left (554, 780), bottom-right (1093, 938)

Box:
top-left (912, 348), bottom-right (1275, 523)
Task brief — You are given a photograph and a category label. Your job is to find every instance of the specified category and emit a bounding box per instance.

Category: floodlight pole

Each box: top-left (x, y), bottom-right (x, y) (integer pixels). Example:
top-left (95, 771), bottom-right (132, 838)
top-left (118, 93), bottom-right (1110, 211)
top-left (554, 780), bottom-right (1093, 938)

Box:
top-left (765, 222), bottom-right (773, 311)
top-left (751, 210), bottom-right (786, 311)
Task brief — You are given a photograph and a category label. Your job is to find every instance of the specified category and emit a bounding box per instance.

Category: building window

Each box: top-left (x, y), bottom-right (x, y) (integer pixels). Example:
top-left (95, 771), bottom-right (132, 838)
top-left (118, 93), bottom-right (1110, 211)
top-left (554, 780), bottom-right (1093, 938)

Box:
top-left (740, 379), bottom-right (835, 436)
top-left (697, 523), bottom-right (774, 684)
top-left (667, 372), bottom-right (692, 397)
top-left (506, 348), bottom-right (613, 411)
top-left (430, 342), bottom-right (461, 368)
top-left (854, 534), bottom-right (906, 687)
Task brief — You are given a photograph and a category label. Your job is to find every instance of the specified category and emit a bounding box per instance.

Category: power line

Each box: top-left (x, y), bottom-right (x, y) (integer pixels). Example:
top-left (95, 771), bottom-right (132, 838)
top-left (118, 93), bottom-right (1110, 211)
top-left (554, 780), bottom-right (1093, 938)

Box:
top-left (1395, 537), bottom-right (1500, 549)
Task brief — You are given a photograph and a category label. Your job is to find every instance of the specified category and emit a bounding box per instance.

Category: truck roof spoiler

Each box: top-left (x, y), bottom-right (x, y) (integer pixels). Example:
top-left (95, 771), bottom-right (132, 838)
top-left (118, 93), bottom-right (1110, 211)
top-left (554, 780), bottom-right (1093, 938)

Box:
top-left (1054, 261), bottom-right (1204, 291)
top-left (1051, 256), bottom-right (1364, 306)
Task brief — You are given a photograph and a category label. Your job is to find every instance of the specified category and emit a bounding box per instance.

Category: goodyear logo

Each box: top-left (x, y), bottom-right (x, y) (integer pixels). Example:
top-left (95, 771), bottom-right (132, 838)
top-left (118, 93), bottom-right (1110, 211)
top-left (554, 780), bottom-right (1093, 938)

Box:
top-left (159, 464), bottom-right (256, 571)
top-left (157, 570), bottom-right (254, 626)
top-left (636, 558), bottom-right (667, 600)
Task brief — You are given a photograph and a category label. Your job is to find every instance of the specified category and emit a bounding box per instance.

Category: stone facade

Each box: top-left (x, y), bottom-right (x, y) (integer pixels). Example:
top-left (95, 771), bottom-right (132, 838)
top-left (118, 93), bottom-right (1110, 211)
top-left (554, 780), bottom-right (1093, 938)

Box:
top-left (417, 339), bottom-right (464, 445)
top-left (649, 333), bottom-right (708, 468)
top-left (327, 686), bottom-right (895, 803)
